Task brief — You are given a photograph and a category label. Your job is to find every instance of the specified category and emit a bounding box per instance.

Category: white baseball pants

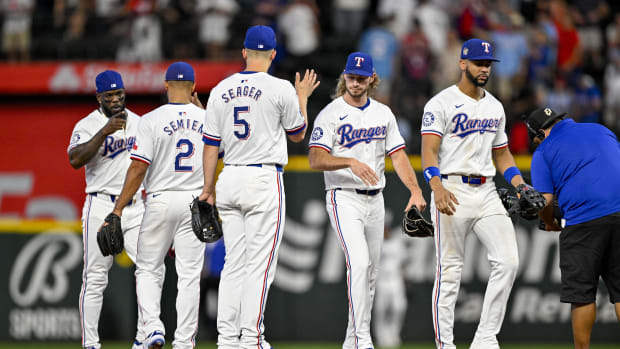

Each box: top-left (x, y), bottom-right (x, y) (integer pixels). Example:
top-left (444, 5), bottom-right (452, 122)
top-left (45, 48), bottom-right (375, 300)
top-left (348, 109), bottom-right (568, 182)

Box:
top-left (430, 178), bottom-right (519, 349)
top-left (135, 189), bottom-right (205, 349)
top-left (326, 188), bottom-right (385, 349)
top-left (215, 165), bottom-right (285, 349)
top-left (79, 193), bottom-right (145, 349)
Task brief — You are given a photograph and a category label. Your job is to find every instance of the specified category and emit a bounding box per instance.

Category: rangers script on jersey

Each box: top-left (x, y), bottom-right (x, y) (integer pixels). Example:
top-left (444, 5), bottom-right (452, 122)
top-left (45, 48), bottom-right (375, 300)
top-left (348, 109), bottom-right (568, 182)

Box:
top-left (202, 71), bottom-right (305, 165)
top-left (68, 108), bottom-right (141, 195)
top-left (421, 85), bottom-right (508, 177)
top-left (309, 97), bottom-right (405, 190)
top-left (130, 103), bottom-right (205, 193)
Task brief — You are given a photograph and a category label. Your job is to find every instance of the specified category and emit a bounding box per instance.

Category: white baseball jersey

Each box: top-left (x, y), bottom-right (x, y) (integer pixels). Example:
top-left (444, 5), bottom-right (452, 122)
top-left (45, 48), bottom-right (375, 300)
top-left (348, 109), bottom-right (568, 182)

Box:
top-left (420, 85), bottom-right (508, 176)
top-left (202, 71), bottom-right (305, 165)
top-left (130, 103), bottom-right (205, 193)
top-left (309, 97), bottom-right (405, 190)
top-left (68, 108), bottom-right (141, 195)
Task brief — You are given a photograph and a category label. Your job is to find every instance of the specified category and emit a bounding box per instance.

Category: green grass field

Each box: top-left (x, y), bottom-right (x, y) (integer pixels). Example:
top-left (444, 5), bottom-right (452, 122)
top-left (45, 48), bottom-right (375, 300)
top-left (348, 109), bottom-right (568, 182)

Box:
top-left (1, 343), bottom-right (618, 349)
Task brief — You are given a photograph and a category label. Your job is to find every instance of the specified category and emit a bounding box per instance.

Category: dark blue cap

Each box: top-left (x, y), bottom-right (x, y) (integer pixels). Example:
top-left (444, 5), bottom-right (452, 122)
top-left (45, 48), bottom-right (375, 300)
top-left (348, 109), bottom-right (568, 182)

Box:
top-left (95, 70), bottom-right (124, 93)
top-left (165, 61), bottom-right (195, 81)
top-left (343, 52), bottom-right (374, 77)
top-left (243, 25), bottom-right (276, 51)
top-left (460, 39), bottom-right (500, 62)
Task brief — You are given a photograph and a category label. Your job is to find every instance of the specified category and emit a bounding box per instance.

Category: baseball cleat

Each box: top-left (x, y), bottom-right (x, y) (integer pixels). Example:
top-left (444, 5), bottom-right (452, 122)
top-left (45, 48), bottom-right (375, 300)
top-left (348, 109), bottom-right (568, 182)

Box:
top-left (131, 339), bottom-right (144, 349)
top-left (145, 330), bottom-right (165, 349)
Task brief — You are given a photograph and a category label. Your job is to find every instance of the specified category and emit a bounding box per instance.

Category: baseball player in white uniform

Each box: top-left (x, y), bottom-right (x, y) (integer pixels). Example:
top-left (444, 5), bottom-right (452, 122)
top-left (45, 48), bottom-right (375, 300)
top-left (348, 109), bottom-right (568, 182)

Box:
top-left (199, 25), bottom-right (319, 349)
top-left (308, 52), bottom-right (426, 349)
top-left (68, 70), bottom-right (150, 349)
top-left (102, 62), bottom-right (206, 349)
top-left (421, 39), bottom-right (541, 349)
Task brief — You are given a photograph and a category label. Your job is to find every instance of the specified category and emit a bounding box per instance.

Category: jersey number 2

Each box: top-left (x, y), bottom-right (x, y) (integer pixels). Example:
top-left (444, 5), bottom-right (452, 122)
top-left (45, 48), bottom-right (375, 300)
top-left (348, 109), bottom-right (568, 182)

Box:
top-left (233, 106), bottom-right (250, 140)
top-left (175, 139), bottom-right (194, 172)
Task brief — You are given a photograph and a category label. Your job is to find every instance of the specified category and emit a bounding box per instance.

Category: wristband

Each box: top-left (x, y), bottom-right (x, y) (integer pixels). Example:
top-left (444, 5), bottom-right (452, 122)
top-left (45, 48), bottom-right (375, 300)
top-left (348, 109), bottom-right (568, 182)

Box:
top-left (503, 166), bottom-right (521, 184)
top-left (423, 166), bottom-right (440, 183)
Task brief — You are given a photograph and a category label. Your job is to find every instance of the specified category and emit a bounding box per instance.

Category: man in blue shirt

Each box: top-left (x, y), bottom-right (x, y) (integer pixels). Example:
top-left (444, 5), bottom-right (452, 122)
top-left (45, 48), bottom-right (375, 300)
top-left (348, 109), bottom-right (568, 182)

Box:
top-left (525, 107), bottom-right (620, 349)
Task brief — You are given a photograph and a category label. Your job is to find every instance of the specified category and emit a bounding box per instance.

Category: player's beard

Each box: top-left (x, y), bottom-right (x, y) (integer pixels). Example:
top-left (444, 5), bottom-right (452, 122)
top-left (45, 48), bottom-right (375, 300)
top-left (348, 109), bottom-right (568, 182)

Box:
top-left (465, 66), bottom-right (489, 87)
top-left (101, 101), bottom-right (125, 118)
top-left (345, 85), bottom-right (368, 99)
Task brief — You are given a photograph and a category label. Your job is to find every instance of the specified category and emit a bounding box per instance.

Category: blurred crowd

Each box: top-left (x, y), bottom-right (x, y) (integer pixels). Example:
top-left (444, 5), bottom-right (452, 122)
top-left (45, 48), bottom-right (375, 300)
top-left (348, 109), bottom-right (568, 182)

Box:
top-left (1, 0), bottom-right (619, 154)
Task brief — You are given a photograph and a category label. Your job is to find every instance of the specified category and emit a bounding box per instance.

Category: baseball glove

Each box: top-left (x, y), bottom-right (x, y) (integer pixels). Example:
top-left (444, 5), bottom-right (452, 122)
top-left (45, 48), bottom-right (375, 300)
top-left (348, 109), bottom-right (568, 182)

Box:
top-left (402, 206), bottom-right (434, 237)
top-left (97, 213), bottom-right (124, 256)
top-left (497, 188), bottom-right (520, 216)
top-left (516, 183), bottom-right (546, 219)
top-left (190, 197), bottom-right (223, 243)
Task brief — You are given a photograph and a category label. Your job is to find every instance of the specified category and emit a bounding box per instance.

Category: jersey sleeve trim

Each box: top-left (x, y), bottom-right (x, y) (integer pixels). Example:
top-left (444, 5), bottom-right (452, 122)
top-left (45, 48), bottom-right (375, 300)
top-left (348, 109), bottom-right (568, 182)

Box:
top-left (202, 134), bottom-right (222, 146)
top-left (286, 123), bottom-right (307, 135)
top-left (421, 130), bottom-right (443, 138)
top-left (309, 143), bottom-right (332, 152)
top-left (130, 154), bottom-right (151, 165)
top-left (387, 144), bottom-right (405, 156)
top-left (492, 142), bottom-right (508, 149)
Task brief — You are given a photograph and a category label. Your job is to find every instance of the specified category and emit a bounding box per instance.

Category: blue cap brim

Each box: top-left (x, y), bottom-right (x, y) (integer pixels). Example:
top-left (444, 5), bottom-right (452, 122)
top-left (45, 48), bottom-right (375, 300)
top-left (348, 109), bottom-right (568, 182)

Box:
top-left (343, 69), bottom-right (373, 77)
top-left (466, 56), bottom-right (501, 62)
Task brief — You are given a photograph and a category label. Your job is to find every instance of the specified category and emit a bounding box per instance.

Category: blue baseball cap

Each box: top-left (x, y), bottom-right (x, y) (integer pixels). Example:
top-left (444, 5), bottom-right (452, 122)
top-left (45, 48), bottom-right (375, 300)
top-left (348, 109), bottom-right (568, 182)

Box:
top-left (165, 61), bottom-right (195, 81)
top-left (460, 38), bottom-right (500, 62)
top-left (343, 52), bottom-right (374, 77)
top-left (244, 25), bottom-right (276, 51)
top-left (95, 70), bottom-right (124, 93)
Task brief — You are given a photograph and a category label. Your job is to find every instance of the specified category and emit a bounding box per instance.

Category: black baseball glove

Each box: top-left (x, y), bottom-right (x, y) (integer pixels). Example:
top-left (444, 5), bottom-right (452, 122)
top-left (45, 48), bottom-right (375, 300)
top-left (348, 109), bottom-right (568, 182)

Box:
top-left (497, 188), bottom-right (520, 217)
top-left (516, 183), bottom-right (546, 219)
top-left (402, 206), bottom-right (434, 237)
top-left (190, 197), bottom-right (223, 243)
top-left (97, 213), bottom-right (124, 256)
top-left (498, 185), bottom-right (547, 220)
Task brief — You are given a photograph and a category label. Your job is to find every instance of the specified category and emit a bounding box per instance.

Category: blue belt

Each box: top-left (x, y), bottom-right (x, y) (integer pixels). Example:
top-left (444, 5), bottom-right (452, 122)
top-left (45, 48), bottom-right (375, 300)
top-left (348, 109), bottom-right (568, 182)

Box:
top-left (89, 192), bottom-right (135, 205)
top-left (441, 174), bottom-right (487, 185)
top-left (336, 188), bottom-right (382, 196)
top-left (227, 164), bottom-right (283, 172)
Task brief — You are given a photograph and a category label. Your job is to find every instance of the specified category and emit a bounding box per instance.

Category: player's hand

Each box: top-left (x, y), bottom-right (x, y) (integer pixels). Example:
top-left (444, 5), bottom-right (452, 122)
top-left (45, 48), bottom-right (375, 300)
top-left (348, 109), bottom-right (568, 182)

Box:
top-left (350, 159), bottom-right (379, 186)
top-left (295, 69), bottom-right (320, 99)
top-left (405, 186), bottom-right (427, 212)
top-left (198, 190), bottom-right (214, 205)
top-left (102, 110), bottom-right (127, 135)
top-left (191, 92), bottom-right (204, 109)
top-left (433, 185), bottom-right (459, 216)
top-left (539, 218), bottom-right (562, 231)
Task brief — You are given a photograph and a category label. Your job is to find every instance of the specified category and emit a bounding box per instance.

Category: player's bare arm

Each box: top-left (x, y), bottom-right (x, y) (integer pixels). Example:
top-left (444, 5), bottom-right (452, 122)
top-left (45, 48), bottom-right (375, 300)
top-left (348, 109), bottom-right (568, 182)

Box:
top-left (538, 192), bottom-right (562, 231)
top-left (390, 149), bottom-right (426, 212)
top-left (421, 134), bottom-right (459, 215)
top-left (110, 159), bottom-right (148, 217)
top-left (492, 146), bottom-right (526, 187)
top-left (68, 110), bottom-right (127, 168)
top-left (199, 145), bottom-right (219, 204)
top-left (289, 69), bottom-right (320, 143)
top-left (309, 147), bottom-right (379, 186)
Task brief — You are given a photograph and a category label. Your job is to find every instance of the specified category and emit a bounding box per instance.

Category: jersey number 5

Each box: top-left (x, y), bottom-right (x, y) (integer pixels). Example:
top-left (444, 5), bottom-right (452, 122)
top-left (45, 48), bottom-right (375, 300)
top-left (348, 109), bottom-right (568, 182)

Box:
top-left (233, 106), bottom-right (251, 140)
top-left (175, 139), bottom-right (194, 172)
